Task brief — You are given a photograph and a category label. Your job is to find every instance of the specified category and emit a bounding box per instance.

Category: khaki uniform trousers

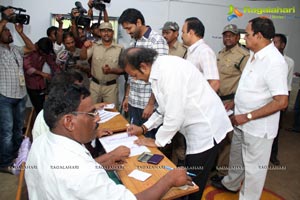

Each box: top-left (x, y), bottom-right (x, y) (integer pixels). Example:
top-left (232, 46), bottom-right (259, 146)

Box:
top-left (90, 81), bottom-right (118, 107)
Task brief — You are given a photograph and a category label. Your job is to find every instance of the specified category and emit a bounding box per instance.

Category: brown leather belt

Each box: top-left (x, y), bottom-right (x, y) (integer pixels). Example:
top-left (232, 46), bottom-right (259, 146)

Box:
top-left (92, 76), bottom-right (116, 86)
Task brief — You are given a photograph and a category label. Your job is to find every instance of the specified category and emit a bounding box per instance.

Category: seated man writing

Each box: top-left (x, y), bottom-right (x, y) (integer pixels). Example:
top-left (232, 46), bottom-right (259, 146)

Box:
top-left (25, 72), bottom-right (192, 200)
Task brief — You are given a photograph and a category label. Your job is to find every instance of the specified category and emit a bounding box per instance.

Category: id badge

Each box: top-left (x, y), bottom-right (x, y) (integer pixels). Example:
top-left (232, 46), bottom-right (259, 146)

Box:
top-left (19, 70), bottom-right (25, 86)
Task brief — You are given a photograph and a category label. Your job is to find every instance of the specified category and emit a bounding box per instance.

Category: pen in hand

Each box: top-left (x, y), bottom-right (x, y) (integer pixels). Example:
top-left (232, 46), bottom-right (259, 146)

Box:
top-left (164, 166), bottom-right (197, 177)
top-left (130, 117), bottom-right (134, 124)
top-left (126, 117), bottom-right (134, 135)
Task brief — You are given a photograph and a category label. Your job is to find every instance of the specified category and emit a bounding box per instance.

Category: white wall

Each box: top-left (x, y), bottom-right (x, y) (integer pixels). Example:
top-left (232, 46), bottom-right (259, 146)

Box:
top-left (2, 0), bottom-right (300, 72)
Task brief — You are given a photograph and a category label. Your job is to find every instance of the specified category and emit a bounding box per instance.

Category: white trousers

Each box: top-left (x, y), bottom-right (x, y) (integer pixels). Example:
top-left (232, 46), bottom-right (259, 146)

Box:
top-left (222, 127), bottom-right (274, 200)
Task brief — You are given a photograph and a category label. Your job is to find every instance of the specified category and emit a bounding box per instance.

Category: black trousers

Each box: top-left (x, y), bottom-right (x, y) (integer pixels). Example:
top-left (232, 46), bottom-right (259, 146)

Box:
top-left (185, 141), bottom-right (219, 200)
top-left (26, 88), bottom-right (45, 114)
top-left (271, 110), bottom-right (284, 159)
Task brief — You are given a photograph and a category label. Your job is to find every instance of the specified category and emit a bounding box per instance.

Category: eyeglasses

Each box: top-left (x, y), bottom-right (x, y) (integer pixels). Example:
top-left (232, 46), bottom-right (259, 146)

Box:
top-left (72, 110), bottom-right (99, 118)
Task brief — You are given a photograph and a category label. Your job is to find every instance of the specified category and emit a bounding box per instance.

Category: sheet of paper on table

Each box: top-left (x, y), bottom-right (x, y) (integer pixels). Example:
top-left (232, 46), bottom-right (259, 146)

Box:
top-left (99, 132), bottom-right (151, 157)
top-left (97, 109), bottom-right (120, 123)
top-left (128, 169), bottom-right (152, 181)
top-left (104, 103), bottom-right (115, 109)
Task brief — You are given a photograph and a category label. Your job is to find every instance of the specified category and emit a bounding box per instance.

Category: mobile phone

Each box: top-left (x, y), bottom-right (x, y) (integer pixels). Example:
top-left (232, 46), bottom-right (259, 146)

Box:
top-left (137, 152), bottom-right (153, 163)
top-left (147, 154), bottom-right (164, 165)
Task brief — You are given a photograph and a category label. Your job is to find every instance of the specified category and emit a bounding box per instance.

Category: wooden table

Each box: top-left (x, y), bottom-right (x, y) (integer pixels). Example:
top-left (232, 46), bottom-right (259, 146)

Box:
top-left (99, 109), bottom-right (128, 133)
top-left (117, 147), bottom-right (199, 199)
top-left (100, 111), bottom-right (199, 199)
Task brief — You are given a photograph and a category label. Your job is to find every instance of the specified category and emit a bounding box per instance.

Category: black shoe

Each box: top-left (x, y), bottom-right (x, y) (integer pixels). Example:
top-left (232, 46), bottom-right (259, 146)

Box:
top-left (211, 178), bottom-right (238, 193)
top-left (210, 174), bottom-right (224, 182)
top-left (270, 157), bottom-right (280, 166)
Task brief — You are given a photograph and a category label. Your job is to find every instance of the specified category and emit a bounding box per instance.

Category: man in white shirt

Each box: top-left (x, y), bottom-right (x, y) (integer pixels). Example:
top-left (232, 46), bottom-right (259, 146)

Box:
top-left (212, 17), bottom-right (288, 200)
top-left (25, 73), bottom-right (192, 200)
top-left (273, 34), bottom-right (294, 93)
top-left (181, 17), bottom-right (220, 92)
top-left (271, 33), bottom-right (295, 165)
top-left (121, 47), bottom-right (233, 199)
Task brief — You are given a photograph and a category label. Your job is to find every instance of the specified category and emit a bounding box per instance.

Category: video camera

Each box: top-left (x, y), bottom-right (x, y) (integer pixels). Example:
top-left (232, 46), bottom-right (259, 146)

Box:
top-left (0, 5), bottom-right (30, 25)
top-left (56, 50), bottom-right (78, 71)
top-left (91, 0), bottom-right (111, 11)
top-left (72, 1), bottom-right (91, 28)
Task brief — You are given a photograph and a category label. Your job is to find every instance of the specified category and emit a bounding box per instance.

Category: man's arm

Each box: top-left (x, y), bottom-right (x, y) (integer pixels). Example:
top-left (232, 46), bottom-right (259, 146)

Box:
top-left (94, 146), bottom-right (130, 169)
top-left (122, 83), bottom-right (130, 112)
top-left (46, 54), bottom-right (61, 73)
top-left (103, 8), bottom-right (109, 22)
top-left (0, 17), bottom-right (8, 34)
top-left (135, 168), bottom-right (193, 200)
top-left (208, 79), bottom-right (220, 92)
top-left (80, 40), bottom-right (93, 60)
top-left (87, 0), bottom-right (93, 18)
top-left (142, 93), bottom-right (155, 119)
top-left (14, 24), bottom-right (35, 54)
top-left (231, 95), bottom-right (288, 126)
top-left (55, 15), bottom-right (64, 45)
top-left (23, 54), bottom-right (51, 80)
top-left (102, 64), bottom-right (125, 75)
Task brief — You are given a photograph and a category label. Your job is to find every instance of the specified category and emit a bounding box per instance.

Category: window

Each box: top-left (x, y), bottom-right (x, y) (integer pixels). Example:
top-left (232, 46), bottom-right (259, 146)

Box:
top-left (238, 29), bottom-right (247, 48)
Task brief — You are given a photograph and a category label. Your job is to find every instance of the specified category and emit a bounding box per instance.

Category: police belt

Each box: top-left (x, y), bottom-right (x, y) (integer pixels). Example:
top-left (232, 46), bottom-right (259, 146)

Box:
top-left (219, 93), bottom-right (235, 101)
top-left (91, 76), bottom-right (117, 86)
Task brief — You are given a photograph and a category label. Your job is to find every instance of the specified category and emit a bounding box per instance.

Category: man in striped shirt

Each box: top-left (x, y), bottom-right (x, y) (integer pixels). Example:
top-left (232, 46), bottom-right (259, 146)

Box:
top-left (119, 8), bottom-right (168, 138)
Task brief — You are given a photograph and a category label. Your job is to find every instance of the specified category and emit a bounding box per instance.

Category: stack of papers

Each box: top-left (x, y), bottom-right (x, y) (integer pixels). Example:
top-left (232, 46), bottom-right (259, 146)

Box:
top-left (99, 132), bottom-right (151, 157)
top-left (98, 109), bottom-right (120, 123)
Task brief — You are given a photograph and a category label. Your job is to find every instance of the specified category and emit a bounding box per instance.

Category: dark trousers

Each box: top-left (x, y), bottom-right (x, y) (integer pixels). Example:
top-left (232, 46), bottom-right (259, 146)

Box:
top-left (27, 88), bottom-right (45, 114)
top-left (271, 133), bottom-right (279, 159)
top-left (128, 104), bottom-right (158, 139)
top-left (0, 94), bottom-right (27, 167)
top-left (185, 141), bottom-right (219, 200)
top-left (294, 89), bottom-right (300, 131)
top-left (271, 110), bottom-right (283, 159)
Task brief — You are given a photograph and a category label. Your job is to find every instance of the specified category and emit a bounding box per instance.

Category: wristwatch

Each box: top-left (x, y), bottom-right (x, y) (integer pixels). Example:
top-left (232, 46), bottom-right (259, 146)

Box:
top-left (246, 113), bottom-right (252, 120)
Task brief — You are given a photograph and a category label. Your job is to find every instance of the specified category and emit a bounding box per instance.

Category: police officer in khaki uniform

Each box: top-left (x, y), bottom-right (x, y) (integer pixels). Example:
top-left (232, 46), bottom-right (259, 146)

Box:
top-left (80, 22), bottom-right (123, 107)
top-left (212, 24), bottom-right (250, 180)
top-left (162, 21), bottom-right (187, 58)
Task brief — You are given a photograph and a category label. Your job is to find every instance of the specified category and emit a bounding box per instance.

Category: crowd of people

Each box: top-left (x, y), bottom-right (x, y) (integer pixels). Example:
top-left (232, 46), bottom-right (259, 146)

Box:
top-left (0, 2), bottom-right (298, 200)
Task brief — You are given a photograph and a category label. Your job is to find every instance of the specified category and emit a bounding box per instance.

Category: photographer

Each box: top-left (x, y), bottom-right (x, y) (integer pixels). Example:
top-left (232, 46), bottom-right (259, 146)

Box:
top-left (70, 3), bottom-right (91, 48)
top-left (87, 0), bottom-right (109, 23)
top-left (87, 0), bottom-right (109, 41)
top-left (23, 37), bottom-right (61, 114)
top-left (56, 31), bottom-right (90, 88)
top-left (0, 8), bottom-right (35, 174)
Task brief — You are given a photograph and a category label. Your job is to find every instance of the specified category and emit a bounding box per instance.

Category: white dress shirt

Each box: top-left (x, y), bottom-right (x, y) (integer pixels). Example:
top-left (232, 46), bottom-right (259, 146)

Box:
top-left (284, 55), bottom-right (295, 91)
top-left (186, 39), bottom-right (219, 80)
top-left (25, 132), bottom-right (136, 200)
top-left (32, 110), bottom-right (49, 140)
top-left (144, 56), bottom-right (232, 154)
top-left (235, 43), bottom-right (288, 139)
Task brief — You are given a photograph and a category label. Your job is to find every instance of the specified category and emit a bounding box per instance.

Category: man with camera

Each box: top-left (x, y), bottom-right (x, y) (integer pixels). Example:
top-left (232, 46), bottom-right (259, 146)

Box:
top-left (0, 8), bottom-right (35, 174)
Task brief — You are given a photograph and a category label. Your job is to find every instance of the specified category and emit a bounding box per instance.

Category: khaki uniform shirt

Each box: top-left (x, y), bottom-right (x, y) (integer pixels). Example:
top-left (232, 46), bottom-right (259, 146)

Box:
top-left (217, 44), bottom-right (250, 97)
top-left (169, 41), bottom-right (187, 58)
top-left (87, 41), bottom-right (123, 82)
